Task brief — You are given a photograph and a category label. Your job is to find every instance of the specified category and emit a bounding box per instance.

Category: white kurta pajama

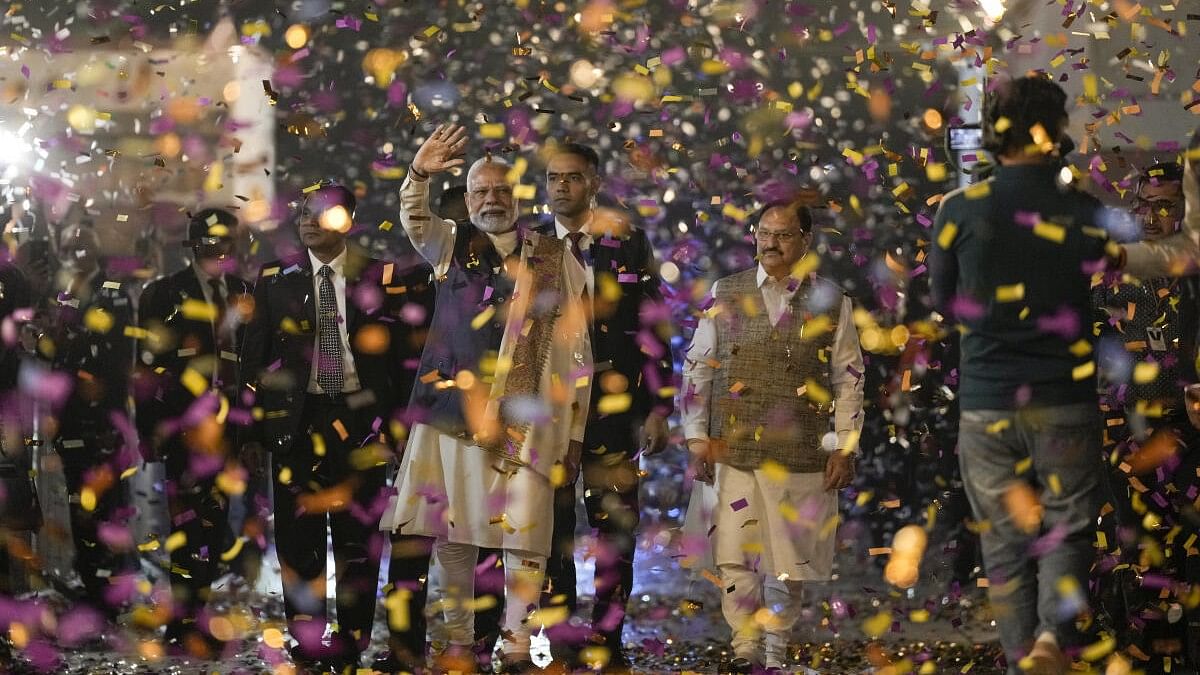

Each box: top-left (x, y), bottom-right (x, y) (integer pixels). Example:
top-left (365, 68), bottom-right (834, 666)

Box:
top-left (382, 175), bottom-right (592, 654)
top-left (682, 264), bottom-right (865, 666)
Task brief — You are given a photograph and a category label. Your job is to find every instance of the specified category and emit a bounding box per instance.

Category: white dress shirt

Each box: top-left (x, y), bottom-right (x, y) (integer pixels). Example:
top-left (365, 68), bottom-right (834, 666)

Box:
top-left (398, 176), bottom-right (518, 276)
top-left (192, 264), bottom-right (226, 306)
top-left (306, 247), bottom-right (361, 394)
top-left (554, 216), bottom-right (595, 296)
top-left (681, 264), bottom-right (865, 449)
top-left (193, 263), bottom-right (236, 386)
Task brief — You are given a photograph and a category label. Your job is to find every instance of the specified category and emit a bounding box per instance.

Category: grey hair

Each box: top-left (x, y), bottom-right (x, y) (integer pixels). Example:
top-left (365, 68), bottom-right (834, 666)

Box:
top-left (466, 156), bottom-right (512, 187)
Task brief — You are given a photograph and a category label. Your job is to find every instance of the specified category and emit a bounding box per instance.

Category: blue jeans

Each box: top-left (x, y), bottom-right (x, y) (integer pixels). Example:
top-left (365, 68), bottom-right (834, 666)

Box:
top-left (958, 403), bottom-right (1104, 673)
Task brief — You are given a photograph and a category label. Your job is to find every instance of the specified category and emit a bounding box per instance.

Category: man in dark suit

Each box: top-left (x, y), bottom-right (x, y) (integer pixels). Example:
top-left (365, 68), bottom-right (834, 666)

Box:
top-left (239, 184), bottom-right (425, 672)
top-left (44, 223), bottom-right (137, 627)
top-left (135, 208), bottom-right (252, 657)
top-left (1, 257), bottom-right (38, 598)
top-left (540, 143), bottom-right (674, 670)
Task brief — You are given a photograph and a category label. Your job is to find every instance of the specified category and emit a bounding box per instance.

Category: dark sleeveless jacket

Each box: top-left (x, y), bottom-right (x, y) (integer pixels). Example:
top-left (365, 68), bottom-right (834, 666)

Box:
top-left (410, 223), bottom-right (517, 436)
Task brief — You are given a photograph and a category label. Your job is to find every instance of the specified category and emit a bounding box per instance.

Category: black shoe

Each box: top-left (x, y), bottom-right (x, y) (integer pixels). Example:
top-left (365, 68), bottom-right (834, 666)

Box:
top-left (719, 656), bottom-right (755, 674)
top-left (372, 649), bottom-right (427, 674)
top-left (290, 650), bottom-right (332, 675)
top-left (164, 622), bottom-right (224, 660)
top-left (497, 654), bottom-right (539, 673)
top-left (601, 648), bottom-right (631, 672)
top-left (323, 658), bottom-right (355, 674)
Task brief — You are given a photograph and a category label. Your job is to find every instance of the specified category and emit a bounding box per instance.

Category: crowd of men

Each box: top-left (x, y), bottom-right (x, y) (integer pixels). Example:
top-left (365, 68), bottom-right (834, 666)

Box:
top-left (0, 72), bottom-right (1197, 675)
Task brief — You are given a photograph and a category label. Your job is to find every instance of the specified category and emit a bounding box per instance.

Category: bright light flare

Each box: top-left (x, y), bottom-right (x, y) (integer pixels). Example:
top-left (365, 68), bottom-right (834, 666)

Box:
top-left (319, 205), bottom-right (352, 233)
top-left (284, 24), bottom-right (310, 50)
top-left (884, 524), bottom-right (928, 589)
top-left (0, 128), bottom-right (34, 178)
top-left (980, 0), bottom-right (1006, 22)
top-left (569, 59), bottom-right (602, 89)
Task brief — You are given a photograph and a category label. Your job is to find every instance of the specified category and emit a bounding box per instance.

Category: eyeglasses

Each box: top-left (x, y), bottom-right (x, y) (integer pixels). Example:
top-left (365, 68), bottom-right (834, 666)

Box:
top-left (1134, 197), bottom-right (1182, 215)
top-left (754, 228), bottom-right (803, 242)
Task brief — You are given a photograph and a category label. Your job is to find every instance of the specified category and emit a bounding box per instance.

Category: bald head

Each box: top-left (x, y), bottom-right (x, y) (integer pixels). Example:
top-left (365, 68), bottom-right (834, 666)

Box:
top-left (466, 157), bottom-right (518, 233)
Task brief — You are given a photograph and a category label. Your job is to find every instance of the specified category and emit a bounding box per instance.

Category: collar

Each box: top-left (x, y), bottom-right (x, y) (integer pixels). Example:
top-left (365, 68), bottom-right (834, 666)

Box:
top-left (192, 262), bottom-right (224, 288)
top-left (554, 213), bottom-right (594, 242)
top-left (756, 264), bottom-right (801, 291)
top-left (307, 246), bottom-right (348, 276)
top-left (485, 228), bottom-right (520, 258)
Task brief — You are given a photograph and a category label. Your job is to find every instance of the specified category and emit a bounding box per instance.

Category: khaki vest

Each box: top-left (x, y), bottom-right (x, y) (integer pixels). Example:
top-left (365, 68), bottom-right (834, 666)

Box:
top-left (709, 268), bottom-right (837, 473)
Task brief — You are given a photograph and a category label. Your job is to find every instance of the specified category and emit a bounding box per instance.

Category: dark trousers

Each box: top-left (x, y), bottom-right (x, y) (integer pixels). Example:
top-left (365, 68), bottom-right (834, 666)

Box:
top-left (58, 433), bottom-right (135, 619)
top-left (273, 396), bottom-right (388, 664)
top-left (163, 440), bottom-right (233, 643)
top-left (385, 533), bottom-right (433, 663)
top-left (544, 414), bottom-right (640, 654)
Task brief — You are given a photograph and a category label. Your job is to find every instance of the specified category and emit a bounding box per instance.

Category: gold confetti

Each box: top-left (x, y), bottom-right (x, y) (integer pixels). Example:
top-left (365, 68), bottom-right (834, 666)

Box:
top-left (1133, 361), bottom-right (1159, 384)
top-left (181, 368), bottom-right (208, 397)
top-left (165, 531), bottom-right (187, 553)
top-left (803, 379), bottom-right (831, 404)
top-left (83, 307), bottom-right (114, 334)
top-left (995, 284), bottom-right (1025, 302)
top-left (760, 459), bottom-right (789, 483)
top-left (181, 298), bottom-right (218, 322)
top-left (597, 393), bottom-right (632, 415)
top-left (1003, 482), bottom-right (1042, 534)
top-left (471, 306), bottom-right (496, 330)
top-left (964, 182), bottom-right (991, 199)
top-left (480, 123), bottom-right (507, 138)
top-left (1072, 361), bottom-right (1096, 380)
top-left (861, 611), bottom-right (891, 638)
top-left (332, 419), bottom-right (349, 441)
top-left (1033, 221), bottom-right (1066, 243)
top-left (220, 538), bottom-right (245, 562)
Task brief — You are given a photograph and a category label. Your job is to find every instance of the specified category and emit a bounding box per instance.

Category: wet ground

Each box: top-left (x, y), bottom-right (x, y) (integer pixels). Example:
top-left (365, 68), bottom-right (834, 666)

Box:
top-left (10, 451), bottom-right (1004, 674)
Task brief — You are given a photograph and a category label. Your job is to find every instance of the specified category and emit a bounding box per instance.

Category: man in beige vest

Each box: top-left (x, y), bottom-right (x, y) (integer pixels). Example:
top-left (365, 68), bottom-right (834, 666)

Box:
top-left (682, 200), bottom-right (865, 672)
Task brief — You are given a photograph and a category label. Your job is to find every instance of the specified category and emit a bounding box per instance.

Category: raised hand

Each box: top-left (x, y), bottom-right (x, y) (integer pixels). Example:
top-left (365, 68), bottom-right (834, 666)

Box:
top-left (411, 123), bottom-right (468, 177)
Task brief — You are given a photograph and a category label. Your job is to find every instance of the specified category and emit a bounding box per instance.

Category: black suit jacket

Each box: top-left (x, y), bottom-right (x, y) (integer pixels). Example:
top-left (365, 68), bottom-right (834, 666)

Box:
top-left (537, 220), bottom-right (675, 421)
top-left (0, 264), bottom-right (31, 391)
top-left (238, 247), bottom-right (432, 455)
top-left (134, 265), bottom-right (252, 460)
top-left (48, 273), bottom-right (134, 439)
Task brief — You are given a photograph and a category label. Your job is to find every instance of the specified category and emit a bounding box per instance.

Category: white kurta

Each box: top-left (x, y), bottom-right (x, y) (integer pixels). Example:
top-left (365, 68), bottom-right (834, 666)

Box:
top-left (710, 465), bottom-right (838, 579)
top-left (680, 265), bottom-right (865, 581)
top-left (382, 424), bottom-right (554, 555)
top-left (381, 175), bottom-right (591, 557)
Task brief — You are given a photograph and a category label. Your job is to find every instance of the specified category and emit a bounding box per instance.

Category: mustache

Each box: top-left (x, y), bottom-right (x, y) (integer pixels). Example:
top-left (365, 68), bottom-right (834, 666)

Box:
top-left (762, 248), bottom-right (782, 255)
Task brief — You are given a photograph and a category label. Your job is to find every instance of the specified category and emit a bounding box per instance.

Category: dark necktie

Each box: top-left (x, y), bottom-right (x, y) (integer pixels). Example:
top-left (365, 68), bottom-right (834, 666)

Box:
top-left (566, 231), bottom-right (588, 267)
top-left (208, 278), bottom-right (226, 334)
top-left (208, 278), bottom-right (235, 389)
top-left (566, 231), bottom-right (594, 331)
top-left (316, 265), bottom-right (344, 393)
